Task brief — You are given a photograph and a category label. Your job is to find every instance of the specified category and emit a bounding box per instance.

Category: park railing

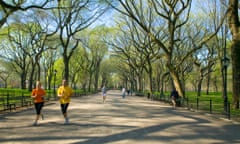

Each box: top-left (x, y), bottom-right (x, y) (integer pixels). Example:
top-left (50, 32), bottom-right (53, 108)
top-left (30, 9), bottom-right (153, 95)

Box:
top-left (0, 90), bottom-right (55, 112)
top-left (150, 93), bottom-right (240, 122)
top-left (0, 91), bottom-right (32, 112)
top-left (0, 89), bottom-right (96, 113)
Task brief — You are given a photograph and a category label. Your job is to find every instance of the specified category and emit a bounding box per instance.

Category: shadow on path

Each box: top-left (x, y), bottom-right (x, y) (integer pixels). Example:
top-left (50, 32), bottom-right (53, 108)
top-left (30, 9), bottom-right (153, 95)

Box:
top-left (0, 90), bottom-right (239, 144)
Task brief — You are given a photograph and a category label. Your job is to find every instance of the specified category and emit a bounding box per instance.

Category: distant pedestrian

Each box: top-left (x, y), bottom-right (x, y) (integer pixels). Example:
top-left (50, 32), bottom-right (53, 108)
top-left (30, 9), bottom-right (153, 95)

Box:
top-left (101, 85), bottom-right (107, 103)
top-left (170, 88), bottom-right (179, 109)
top-left (57, 79), bottom-right (73, 124)
top-left (127, 89), bottom-right (130, 95)
top-left (31, 81), bottom-right (46, 126)
top-left (122, 87), bottom-right (126, 98)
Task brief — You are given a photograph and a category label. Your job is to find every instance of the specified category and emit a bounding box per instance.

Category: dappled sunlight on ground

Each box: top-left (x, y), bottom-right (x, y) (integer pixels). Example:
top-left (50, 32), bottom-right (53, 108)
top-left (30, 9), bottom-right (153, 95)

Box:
top-left (0, 90), bottom-right (239, 144)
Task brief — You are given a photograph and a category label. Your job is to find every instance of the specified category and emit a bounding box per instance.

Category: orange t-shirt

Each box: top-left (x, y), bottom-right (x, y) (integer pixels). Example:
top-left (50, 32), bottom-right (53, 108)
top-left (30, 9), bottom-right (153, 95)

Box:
top-left (31, 88), bottom-right (46, 103)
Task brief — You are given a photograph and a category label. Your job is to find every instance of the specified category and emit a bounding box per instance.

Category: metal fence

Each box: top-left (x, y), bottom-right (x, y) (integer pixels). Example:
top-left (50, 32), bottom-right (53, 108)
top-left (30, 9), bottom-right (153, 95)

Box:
top-left (0, 90), bottom-right (89, 112)
top-left (150, 93), bottom-right (240, 121)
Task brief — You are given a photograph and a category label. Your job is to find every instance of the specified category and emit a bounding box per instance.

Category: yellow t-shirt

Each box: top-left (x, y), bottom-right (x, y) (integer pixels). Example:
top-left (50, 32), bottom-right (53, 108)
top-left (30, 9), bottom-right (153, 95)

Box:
top-left (57, 86), bottom-right (73, 104)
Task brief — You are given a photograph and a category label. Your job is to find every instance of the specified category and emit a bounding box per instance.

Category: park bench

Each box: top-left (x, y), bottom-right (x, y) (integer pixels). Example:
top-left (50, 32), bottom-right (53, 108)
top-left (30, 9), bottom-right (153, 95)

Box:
top-left (21, 96), bottom-right (33, 107)
top-left (4, 103), bottom-right (16, 111)
top-left (135, 92), bottom-right (145, 97)
top-left (23, 100), bottom-right (32, 107)
top-left (0, 97), bottom-right (16, 112)
top-left (0, 97), bottom-right (7, 111)
top-left (4, 95), bottom-right (18, 111)
top-left (0, 93), bottom-right (34, 112)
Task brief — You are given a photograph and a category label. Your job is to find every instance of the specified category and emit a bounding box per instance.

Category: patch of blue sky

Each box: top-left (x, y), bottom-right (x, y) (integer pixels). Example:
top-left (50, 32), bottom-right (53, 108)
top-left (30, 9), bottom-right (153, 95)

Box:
top-left (90, 8), bottom-right (116, 28)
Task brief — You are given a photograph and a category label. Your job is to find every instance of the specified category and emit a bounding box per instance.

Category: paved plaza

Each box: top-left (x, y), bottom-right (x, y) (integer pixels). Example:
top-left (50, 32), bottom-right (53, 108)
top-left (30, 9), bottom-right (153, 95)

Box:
top-left (0, 90), bottom-right (239, 144)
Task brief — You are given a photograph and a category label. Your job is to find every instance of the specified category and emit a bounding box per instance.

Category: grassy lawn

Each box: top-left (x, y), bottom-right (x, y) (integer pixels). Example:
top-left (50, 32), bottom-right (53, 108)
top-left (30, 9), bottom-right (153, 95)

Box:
top-left (152, 91), bottom-right (240, 120)
top-left (0, 88), bottom-right (94, 111)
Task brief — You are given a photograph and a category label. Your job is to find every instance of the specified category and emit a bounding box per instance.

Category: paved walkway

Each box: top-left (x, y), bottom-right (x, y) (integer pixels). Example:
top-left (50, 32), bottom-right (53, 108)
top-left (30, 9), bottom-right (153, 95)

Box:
top-left (0, 90), bottom-right (239, 144)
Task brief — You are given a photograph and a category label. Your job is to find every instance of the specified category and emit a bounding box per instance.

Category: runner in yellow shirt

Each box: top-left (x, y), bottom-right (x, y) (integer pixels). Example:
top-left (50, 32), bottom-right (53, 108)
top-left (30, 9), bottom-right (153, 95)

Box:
top-left (57, 79), bottom-right (73, 124)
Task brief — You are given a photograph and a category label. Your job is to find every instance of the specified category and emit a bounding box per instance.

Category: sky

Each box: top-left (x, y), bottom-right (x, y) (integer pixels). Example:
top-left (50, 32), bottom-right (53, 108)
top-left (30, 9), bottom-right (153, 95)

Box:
top-left (92, 0), bottom-right (214, 28)
top-left (91, 8), bottom-right (116, 28)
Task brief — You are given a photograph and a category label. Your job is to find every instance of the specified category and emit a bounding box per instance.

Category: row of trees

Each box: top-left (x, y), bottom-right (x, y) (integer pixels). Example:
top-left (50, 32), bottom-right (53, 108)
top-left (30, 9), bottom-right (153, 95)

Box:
top-left (0, 0), bottom-right (110, 92)
top-left (0, 0), bottom-right (239, 109)
top-left (104, 0), bottom-right (239, 109)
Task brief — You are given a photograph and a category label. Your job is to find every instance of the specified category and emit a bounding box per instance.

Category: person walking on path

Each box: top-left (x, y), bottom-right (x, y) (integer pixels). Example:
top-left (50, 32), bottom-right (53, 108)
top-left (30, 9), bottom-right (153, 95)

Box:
top-left (127, 89), bottom-right (130, 95)
top-left (57, 79), bottom-right (73, 124)
top-left (31, 81), bottom-right (46, 126)
top-left (170, 88), bottom-right (179, 109)
top-left (101, 85), bottom-right (107, 103)
top-left (122, 87), bottom-right (126, 99)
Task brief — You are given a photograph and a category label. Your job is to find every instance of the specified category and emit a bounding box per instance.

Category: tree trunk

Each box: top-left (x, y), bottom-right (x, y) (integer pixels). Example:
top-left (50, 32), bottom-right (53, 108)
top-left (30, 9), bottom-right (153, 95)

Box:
top-left (20, 72), bottom-right (27, 89)
top-left (160, 72), bottom-right (169, 96)
top-left (28, 64), bottom-right (35, 91)
top-left (197, 78), bottom-right (203, 97)
top-left (169, 69), bottom-right (184, 98)
top-left (4, 80), bottom-right (7, 88)
top-left (213, 76), bottom-right (218, 92)
top-left (231, 36), bottom-right (240, 109)
top-left (88, 73), bottom-right (92, 92)
top-left (138, 76), bottom-right (143, 92)
top-left (228, 0), bottom-right (240, 109)
top-left (206, 70), bottom-right (211, 95)
top-left (63, 54), bottom-right (69, 81)
top-left (94, 61), bottom-right (101, 92)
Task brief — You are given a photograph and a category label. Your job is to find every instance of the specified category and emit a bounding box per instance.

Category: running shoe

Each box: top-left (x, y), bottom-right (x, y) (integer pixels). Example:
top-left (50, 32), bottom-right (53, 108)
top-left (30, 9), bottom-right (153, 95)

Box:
top-left (64, 117), bottom-right (69, 124)
top-left (32, 122), bottom-right (37, 126)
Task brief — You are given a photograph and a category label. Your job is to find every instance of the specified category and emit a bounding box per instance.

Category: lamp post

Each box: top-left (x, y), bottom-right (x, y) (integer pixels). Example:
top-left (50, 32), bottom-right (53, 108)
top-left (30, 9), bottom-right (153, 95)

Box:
top-left (143, 78), bottom-right (145, 92)
top-left (54, 69), bottom-right (57, 100)
top-left (222, 56), bottom-right (230, 113)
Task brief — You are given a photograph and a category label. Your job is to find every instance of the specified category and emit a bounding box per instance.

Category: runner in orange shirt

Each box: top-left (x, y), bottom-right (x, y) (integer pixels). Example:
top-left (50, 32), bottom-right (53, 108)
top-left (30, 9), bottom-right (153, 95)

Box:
top-left (31, 81), bottom-right (46, 126)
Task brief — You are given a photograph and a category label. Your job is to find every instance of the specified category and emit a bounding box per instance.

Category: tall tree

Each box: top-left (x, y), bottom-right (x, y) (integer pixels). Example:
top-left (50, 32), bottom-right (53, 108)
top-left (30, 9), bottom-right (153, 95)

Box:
top-left (78, 27), bottom-right (108, 92)
top-left (55, 0), bottom-right (108, 81)
top-left (109, 22), bottom-right (146, 92)
top-left (227, 0), bottom-right (240, 109)
top-left (0, 64), bottom-right (11, 88)
top-left (0, 24), bottom-right (31, 89)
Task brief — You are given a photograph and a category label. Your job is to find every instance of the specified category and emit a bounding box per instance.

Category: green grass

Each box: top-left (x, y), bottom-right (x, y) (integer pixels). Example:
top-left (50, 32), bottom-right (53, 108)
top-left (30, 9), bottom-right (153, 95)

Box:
top-left (152, 91), bottom-right (239, 119)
